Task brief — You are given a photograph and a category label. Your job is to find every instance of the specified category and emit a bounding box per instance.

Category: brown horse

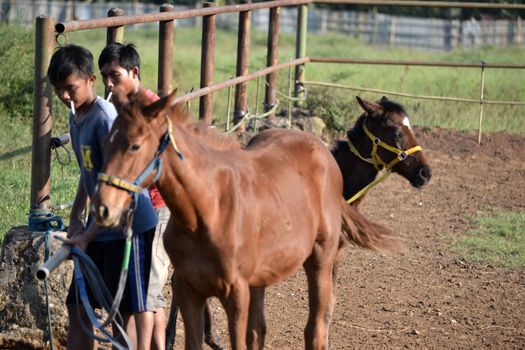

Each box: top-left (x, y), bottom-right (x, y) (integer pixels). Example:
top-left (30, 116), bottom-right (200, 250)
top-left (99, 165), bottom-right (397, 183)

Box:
top-left (92, 90), bottom-right (398, 349)
top-left (331, 96), bottom-right (432, 206)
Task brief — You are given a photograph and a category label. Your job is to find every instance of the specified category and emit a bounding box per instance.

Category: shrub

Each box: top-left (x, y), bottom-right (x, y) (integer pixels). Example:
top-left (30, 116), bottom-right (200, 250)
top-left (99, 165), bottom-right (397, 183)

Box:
top-left (0, 24), bottom-right (34, 120)
top-left (306, 87), bottom-right (358, 133)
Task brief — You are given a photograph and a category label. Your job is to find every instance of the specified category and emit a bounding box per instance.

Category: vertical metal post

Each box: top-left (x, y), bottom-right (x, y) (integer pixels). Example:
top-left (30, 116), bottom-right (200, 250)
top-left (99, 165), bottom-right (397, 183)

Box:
top-left (226, 82), bottom-right (234, 131)
top-left (254, 74), bottom-right (262, 132)
top-left (478, 63), bottom-right (485, 144)
top-left (264, 6), bottom-right (280, 118)
top-left (287, 65), bottom-right (293, 128)
top-left (294, 4), bottom-right (307, 107)
top-left (255, 74), bottom-right (261, 116)
top-left (233, 0), bottom-right (252, 131)
top-left (30, 15), bottom-right (56, 211)
top-left (105, 8), bottom-right (124, 98)
top-left (158, 4), bottom-right (175, 98)
top-left (199, 2), bottom-right (216, 124)
top-left (106, 8), bottom-right (125, 45)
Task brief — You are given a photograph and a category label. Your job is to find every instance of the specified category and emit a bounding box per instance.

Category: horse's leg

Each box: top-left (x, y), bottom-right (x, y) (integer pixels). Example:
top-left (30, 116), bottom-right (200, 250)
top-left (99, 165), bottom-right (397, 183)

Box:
top-left (303, 247), bottom-right (337, 350)
top-left (204, 301), bottom-right (224, 350)
top-left (247, 287), bottom-right (266, 350)
top-left (175, 278), bottom-right (206, 350)
top-left (221, 279), bottom-right (250, 350)
top-left (166, 273), bottom-right (178, 350)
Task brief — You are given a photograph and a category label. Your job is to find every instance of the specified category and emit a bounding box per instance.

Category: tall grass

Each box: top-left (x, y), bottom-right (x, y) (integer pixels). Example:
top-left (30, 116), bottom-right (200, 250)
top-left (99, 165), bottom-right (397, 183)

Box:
top-left (0, 23), bottom-right (524, 240)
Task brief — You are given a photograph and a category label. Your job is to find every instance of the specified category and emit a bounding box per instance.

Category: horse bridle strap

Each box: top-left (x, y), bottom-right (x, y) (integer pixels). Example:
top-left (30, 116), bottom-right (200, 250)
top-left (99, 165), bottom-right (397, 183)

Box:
top-left (97, 116), bottom-right (182, 199)
top-left (346, 118), bottom-right (423, 204)
top-left (97, 173), bottom-right (143, 193)
top-left (347, 119), bottom-right (422, 172)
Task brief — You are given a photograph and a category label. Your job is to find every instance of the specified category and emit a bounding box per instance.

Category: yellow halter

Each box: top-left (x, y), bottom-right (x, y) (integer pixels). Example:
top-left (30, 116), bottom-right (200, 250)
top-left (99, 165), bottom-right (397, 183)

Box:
top-left (346, 120), bottom-right (422, 204)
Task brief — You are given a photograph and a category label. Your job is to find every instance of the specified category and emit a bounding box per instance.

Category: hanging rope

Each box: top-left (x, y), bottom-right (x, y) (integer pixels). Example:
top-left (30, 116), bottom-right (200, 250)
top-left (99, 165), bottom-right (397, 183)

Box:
top-left (29, 210), bottom-right (65, 350)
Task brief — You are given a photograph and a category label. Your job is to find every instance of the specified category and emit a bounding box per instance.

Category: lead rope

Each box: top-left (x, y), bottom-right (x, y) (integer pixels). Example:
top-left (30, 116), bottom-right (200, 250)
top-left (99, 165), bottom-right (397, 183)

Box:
top-left (29, 209), bottom-right (65, 350)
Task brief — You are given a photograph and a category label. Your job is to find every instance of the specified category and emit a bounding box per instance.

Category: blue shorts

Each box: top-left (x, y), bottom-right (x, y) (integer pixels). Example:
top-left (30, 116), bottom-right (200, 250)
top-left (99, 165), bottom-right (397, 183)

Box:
top-left (66, 227), bottom-right (155, 313)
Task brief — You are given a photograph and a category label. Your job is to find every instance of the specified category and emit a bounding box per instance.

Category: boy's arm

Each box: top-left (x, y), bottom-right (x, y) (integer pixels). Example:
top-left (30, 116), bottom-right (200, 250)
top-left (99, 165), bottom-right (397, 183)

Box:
top-left (67, 221), bottom-right (100, 252)
top-left (68, 176), bottom-right (88, 238)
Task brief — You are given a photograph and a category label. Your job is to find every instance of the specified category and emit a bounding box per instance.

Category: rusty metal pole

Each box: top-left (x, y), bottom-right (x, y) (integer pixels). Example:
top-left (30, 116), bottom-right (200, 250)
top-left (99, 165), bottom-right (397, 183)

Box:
top-left (30, 15), bottom-right (56, 211)
top-left (158, 4), bottom-right (175, 98)
top-left (199, 2), bottom-right (216, 124)
top-left (265, 6), bottom-right (280, 118)
top-left (233, 0), bottom-right (252, 131)
top-left (106, 8), bottom-right (125, 45)
top-left (294, 4), bottom-right (307, 107)
top-left (105, 8), bottom-right (125, 98)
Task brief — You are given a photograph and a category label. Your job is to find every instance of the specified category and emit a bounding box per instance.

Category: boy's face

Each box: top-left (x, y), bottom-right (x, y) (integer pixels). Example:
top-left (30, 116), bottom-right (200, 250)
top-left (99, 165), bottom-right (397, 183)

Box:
top-left (52, 72), bottom-right (96, 111)
top-left (100, 60), bottom-right (140, 107)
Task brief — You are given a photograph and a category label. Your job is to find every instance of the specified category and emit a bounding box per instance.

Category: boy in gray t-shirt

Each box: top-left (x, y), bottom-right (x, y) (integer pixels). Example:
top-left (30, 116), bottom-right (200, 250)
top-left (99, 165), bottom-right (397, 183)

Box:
top-left (48, 44), bottom-right (158, 350)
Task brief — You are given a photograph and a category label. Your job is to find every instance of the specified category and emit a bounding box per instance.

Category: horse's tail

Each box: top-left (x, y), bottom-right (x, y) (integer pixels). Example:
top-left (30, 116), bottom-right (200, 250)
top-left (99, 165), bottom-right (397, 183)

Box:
top-left (340, 198), bottom-right (403, 253)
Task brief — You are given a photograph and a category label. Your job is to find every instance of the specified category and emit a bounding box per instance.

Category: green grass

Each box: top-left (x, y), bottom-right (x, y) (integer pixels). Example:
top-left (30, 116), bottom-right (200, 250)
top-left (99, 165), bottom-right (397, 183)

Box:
top-left (1, 23), bottom-right (525, 241)
top-left (451, 211), bottom-right (525, 268)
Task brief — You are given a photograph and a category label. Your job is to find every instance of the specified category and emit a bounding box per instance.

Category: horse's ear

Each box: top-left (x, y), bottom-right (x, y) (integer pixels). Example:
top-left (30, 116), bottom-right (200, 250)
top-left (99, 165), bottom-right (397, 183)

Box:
top-left (142, 89), bottom-right (178, 119)
top-left (356, 96), bottom-right (382, 116)
top-left (380, 96), bottom-right (389, 102)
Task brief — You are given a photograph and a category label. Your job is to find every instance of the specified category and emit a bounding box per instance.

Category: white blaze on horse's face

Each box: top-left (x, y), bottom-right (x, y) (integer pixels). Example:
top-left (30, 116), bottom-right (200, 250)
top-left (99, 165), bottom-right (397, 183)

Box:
top-left (109, 129), bottom-right (119, 144)
top-left (402, 116), bottom-right (411, 130)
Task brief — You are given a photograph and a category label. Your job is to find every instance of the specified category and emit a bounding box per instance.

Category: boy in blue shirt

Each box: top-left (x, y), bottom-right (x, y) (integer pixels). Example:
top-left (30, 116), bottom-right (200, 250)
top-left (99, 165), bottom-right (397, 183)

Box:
top-left (47, 44), bottom-right (158, 350)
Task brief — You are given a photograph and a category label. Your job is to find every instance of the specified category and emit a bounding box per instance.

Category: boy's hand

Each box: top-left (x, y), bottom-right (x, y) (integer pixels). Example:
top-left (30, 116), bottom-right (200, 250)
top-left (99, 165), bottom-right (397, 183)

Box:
top-left (65, 232), bottom-right (89, 252)
top-left (67, 224), bottom-right (83, 239)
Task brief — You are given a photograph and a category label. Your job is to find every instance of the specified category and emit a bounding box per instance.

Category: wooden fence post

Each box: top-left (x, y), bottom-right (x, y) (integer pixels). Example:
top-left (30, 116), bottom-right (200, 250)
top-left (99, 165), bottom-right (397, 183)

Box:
top-left (158, 4), bottom-right (175, 98)
top-left (200, 1), bottom-right (216, 124)
top-left (30, 15), bottom-right (56, 211)
top-left (264, 6), bottom-right (280, 117)
top-left (233, 0), bottom-right (252, 131)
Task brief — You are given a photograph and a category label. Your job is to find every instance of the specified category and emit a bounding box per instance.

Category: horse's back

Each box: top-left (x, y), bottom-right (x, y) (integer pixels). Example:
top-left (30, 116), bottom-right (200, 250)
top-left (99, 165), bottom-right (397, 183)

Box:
top-left (236, 128), bottom-right (343, 286)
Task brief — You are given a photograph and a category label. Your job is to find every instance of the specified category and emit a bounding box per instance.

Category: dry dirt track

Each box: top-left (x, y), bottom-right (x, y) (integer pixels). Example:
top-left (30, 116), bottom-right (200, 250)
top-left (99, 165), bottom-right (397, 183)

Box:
top-left (167, 127), bottom-right (525, 349)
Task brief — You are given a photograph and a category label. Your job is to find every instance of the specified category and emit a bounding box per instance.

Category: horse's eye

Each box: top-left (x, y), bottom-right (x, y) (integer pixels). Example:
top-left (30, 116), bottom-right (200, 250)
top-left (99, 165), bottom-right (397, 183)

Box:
top-left (130, 144), bottom-right (140, 152)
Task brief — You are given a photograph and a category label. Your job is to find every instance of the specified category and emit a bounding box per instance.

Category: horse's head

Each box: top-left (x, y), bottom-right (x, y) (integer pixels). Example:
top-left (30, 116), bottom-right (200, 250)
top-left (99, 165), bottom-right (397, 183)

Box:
top-left (93, 90), bottom-right (178, 227)
top-left (352, 96), bottom-right (432, 188)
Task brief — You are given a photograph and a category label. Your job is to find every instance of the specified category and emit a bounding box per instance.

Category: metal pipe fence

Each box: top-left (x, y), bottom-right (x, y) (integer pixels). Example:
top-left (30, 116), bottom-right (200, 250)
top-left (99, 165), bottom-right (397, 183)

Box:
top-left (30, 0), bottom-right (525, 211)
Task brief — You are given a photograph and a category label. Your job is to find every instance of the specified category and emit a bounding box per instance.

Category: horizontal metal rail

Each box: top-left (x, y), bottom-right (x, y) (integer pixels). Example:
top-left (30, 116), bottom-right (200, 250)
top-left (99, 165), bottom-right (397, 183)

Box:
top-left (303, 80), bottom-right (525, 106)
top-left (55, 0), bottom-right (525, 34)
top-left (309, 57), bottom-right (525, 70)
top-left (55, 0), bottom-right (310, 33)
top-left (172, 57), bottom-right (310, 105)
top-left (316, 0), bottom-right (525, 10)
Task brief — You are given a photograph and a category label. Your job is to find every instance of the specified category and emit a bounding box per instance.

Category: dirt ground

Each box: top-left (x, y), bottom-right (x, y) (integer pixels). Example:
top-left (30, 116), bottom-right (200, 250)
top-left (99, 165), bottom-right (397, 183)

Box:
top-left (164, 126), bottom-right (525, 349)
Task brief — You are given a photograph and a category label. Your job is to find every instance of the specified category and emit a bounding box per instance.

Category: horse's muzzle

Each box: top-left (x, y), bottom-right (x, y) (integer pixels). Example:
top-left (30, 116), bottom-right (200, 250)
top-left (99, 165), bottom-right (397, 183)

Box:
top-left (411, 166), bottom-right (432, 188)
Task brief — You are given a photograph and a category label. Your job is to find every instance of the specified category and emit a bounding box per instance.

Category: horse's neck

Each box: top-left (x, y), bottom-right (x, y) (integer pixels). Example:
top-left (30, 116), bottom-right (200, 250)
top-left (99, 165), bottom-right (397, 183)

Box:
top-left (342, 128), bottom-right (379, 199)
top-left (156, 126), bottom-right (227, 231)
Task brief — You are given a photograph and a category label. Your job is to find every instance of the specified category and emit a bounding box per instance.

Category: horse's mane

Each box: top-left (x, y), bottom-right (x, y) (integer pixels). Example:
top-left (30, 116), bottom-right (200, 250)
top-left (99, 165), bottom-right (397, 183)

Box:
top-left (169, 104), bottom-right (242, 151)
top-left (121, 96), bottom-right (241, 152)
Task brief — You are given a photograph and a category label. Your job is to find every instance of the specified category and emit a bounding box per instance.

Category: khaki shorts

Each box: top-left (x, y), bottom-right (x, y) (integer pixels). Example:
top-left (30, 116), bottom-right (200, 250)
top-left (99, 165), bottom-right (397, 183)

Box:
top-left (147, 206), bottom-right (171, 310)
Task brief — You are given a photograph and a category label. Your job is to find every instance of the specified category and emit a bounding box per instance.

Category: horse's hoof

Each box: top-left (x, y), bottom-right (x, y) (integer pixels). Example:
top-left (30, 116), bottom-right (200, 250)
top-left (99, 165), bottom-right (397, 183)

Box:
top-left (205, 336), bottom-right (224, 350)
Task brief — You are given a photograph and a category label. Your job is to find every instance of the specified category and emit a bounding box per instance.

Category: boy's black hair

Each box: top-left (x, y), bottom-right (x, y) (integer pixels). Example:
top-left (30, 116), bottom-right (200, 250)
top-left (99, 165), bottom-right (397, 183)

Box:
top-left (47, 44), bottom-right (94, 86)
top-left (98, 43), bottom-right (141, 78)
